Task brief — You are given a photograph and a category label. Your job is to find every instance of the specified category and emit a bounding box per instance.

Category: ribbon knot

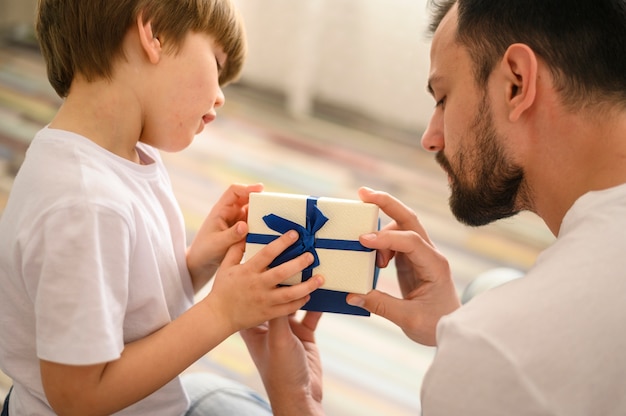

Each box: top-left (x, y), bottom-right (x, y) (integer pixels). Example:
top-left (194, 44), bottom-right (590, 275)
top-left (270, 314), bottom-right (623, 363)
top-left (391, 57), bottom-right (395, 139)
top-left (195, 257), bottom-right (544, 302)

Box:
top-left (265, 199), bottom-right (329, 271)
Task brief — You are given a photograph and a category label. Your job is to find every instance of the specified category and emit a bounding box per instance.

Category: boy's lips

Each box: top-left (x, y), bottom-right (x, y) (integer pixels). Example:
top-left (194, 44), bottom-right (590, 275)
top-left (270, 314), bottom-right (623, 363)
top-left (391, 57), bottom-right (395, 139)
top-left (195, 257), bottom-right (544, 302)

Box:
top-left (202, 113), bottom-right (216, 124)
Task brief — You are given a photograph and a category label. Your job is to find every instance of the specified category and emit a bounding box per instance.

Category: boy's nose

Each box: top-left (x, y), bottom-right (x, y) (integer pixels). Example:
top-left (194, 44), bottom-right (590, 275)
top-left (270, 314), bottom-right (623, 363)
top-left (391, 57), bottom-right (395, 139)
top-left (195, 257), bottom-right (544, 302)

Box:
top-left (215, 87), bottom-right (225, 109)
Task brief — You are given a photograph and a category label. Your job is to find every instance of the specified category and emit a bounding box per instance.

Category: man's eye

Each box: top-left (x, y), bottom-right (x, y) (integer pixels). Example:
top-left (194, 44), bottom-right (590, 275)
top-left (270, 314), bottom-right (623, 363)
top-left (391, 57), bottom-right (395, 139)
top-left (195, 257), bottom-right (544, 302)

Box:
top-left (435, 97), bottom-right (446, 109)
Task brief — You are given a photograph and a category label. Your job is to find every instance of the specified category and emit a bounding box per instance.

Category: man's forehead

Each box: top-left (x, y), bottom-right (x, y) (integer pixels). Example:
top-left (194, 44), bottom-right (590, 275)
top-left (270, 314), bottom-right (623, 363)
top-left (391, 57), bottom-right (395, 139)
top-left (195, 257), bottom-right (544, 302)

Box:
top-left (428, 4), bottom-right (460, 83)
top-left (431, 3), bottom-right (459, 58)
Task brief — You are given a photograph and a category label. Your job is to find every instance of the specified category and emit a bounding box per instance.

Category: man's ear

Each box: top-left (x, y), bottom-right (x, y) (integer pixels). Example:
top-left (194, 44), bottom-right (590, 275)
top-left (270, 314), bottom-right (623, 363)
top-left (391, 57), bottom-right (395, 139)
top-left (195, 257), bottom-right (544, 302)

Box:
top-left (137, 12), bottom-right (161, 64)
top-left (499, 43), bottom-right (538, 122)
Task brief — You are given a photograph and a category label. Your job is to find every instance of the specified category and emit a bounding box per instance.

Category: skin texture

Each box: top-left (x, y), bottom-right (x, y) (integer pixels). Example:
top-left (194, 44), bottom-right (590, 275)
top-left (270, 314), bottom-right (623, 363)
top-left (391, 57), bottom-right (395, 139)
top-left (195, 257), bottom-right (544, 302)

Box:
top-left (241, 312), bottom-right (324, 416)
top-left (37, 13), bottom-right (324, 416)
top-left (241, 2), bottom-right (626, 415)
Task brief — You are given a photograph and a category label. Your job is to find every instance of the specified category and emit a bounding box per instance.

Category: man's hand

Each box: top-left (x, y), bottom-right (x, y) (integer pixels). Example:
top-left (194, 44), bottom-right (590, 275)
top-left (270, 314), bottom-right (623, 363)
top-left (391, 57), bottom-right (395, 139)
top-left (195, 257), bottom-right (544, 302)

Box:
top-left (347, 187), bottom-right (461, 346)
top-left (241, 312), bottom-right (325, 416)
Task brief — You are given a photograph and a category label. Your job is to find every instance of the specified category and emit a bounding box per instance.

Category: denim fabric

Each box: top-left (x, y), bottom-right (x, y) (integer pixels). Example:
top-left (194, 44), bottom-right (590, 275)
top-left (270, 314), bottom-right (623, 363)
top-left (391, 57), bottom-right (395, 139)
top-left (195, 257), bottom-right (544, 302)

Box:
top-left (1, 387), bottom-right (11, 416)
top-left (182, 373), bottom-right (272, 416)
top-left (0, 375), bottom-right (271, 415)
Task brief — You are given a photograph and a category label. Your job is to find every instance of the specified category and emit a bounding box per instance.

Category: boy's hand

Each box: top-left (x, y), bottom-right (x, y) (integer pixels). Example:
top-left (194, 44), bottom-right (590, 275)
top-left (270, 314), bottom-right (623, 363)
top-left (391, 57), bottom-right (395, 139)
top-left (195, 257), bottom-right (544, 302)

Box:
top-left (186, 183), bottom-right (264, 292)
top-left (204, 229), bottom-right (325, 333)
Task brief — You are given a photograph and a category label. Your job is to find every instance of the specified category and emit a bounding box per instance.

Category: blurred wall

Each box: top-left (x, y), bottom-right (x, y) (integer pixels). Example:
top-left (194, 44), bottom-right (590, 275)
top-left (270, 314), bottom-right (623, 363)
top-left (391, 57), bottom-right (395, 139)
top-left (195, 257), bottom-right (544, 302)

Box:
top-left (0, 0), bottom-right (37, 27)
top-left (235, 0), bottom-right (434, 134)
top-left (0, 0), bottom-right (435, 135)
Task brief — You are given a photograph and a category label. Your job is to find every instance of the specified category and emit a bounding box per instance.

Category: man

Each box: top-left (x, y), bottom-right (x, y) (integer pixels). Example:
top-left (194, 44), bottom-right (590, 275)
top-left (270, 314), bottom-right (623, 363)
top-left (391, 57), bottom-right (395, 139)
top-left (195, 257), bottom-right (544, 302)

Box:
top-left (241, 0), bottom-right (626, 415)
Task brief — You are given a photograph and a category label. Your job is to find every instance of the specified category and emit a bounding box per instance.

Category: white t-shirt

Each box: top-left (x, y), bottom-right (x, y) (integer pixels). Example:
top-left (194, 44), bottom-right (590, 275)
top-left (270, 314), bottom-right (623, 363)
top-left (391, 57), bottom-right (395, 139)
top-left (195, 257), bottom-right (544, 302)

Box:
top-left (0, 128), bottom-right (195, 415)
top-left (421, 184), bottom-right (626, 415)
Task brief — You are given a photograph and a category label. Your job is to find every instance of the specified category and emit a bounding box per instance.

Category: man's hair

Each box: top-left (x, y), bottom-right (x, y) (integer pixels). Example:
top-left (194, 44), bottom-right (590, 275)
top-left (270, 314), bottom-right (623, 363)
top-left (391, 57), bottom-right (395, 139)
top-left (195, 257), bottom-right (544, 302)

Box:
top-left (428, 0), bottom-right (626, 110)
top-left (36, 0), bottom-right (246, 97)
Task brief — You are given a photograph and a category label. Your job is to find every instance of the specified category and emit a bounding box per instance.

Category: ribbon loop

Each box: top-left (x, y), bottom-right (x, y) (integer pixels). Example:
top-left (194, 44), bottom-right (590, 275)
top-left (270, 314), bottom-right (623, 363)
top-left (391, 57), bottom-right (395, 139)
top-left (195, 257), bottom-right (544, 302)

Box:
top-left (263, 200), bottom-right (329, 271)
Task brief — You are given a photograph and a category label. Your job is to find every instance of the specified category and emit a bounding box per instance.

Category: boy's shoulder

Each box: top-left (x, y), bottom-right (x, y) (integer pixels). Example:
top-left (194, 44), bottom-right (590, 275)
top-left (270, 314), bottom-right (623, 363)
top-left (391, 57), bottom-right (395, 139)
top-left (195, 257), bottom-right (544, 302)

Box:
top-left (15, 128), bottom-right (161, 211)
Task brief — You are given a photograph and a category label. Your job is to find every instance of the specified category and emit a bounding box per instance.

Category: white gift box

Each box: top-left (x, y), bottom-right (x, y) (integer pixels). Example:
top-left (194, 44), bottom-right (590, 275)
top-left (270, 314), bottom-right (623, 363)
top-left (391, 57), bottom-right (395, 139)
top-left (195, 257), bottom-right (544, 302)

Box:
top-left (245, 192), bottom-right (379, 294)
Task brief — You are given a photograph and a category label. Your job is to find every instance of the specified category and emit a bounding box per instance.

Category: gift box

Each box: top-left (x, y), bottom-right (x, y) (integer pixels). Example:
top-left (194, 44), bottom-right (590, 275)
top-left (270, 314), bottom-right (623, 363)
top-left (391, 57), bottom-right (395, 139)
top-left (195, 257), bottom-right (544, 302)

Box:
top-left (245, 192), bottom-right (380, 316)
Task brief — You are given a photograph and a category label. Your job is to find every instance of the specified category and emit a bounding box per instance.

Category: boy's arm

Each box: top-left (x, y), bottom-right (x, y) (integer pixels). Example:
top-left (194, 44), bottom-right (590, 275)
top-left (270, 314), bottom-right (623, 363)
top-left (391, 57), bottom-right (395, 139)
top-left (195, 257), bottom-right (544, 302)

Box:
top-left (40, 299), bottom-right (232, 415)
top-left (40, 231), bottom-right (323, 415)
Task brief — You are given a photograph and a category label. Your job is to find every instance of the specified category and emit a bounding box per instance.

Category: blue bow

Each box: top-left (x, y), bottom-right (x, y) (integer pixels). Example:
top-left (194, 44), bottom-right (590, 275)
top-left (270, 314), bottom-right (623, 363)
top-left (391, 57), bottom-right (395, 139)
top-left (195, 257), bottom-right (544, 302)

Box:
top-left (246, 197), bottom-right (373, 281)
top-left (264, 199), bottom-right (328, 271)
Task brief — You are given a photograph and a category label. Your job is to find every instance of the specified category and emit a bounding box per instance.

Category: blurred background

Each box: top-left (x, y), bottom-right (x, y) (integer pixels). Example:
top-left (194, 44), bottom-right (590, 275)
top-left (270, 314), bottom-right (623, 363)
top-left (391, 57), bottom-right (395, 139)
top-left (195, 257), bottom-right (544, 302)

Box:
top-left (0, 1), bottom-right (554, 414)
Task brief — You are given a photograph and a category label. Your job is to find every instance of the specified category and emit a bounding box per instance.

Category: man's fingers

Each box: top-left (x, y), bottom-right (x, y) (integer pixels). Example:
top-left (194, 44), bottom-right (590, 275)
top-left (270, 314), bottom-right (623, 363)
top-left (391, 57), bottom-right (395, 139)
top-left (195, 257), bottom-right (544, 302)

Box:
top-left (300, 311), bottom-right (323, 332)
top-left (358, 187), bottom-right (432, 242)
top-left (346, 290), bottom-right (411, 327)
top-left (287, 311), bottom-right (322, 343)
top-left (268, 315), bottom-right (292, 340)
top-left (360, 229), bottom-right (435, 264)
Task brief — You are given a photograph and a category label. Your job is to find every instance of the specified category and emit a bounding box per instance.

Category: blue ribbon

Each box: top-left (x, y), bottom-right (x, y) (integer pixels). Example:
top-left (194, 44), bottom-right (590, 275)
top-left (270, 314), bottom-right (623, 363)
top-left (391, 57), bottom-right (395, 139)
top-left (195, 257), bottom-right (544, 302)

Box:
top-left (246, 197), bottom-right (374, 281)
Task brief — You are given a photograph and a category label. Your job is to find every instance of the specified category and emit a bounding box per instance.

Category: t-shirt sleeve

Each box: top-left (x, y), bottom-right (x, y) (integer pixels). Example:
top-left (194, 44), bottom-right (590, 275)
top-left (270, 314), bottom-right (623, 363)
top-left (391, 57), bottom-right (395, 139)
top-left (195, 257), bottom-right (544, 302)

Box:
top-left (22, 202), bottom-right (132, 365)
top-left (420, 317), bottom-right (551, 416)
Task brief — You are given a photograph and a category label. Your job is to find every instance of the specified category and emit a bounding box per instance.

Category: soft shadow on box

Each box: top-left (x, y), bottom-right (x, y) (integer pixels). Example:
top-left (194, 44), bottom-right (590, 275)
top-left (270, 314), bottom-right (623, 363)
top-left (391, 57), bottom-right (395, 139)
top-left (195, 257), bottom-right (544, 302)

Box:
top-left (244, 192), bottom-right (380, 316)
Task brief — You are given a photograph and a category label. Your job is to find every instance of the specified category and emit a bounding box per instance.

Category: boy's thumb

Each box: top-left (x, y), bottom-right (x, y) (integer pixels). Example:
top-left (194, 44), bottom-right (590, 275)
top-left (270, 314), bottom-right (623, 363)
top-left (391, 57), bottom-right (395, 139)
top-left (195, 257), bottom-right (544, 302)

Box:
top-left (220, 221), bottom-right (248, 249)
top-left (234, 221), bottom-right (248, 238)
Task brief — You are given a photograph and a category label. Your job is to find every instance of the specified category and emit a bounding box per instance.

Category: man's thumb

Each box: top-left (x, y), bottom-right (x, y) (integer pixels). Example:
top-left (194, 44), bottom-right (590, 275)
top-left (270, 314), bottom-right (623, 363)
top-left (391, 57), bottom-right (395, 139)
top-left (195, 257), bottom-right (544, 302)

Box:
top-left (346, 290), bottom-right (396, 320)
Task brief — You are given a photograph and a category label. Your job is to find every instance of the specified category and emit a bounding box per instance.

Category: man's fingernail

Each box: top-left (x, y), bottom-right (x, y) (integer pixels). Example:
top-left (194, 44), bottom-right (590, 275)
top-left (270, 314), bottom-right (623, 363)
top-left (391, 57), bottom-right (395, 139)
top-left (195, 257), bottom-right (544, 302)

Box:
top-left (361, 233), bottom-right (377, 241)
top-left (346, 296), bottom-right (364, 307)
top-left (286, 230), bottom-right (299, 240)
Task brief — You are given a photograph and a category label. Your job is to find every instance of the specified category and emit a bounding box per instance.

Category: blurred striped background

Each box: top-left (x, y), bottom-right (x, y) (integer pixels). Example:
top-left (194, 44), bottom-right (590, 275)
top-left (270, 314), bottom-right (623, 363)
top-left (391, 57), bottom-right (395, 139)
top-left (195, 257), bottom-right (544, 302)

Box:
top-left (0, 42), bottom-right (554, 414)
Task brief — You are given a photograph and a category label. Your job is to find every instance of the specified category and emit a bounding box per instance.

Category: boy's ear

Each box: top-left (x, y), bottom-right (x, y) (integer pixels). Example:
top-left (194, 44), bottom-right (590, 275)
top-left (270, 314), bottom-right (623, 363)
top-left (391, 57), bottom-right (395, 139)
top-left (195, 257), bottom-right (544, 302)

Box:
top-left (499, 43), bottom-right (538, 122)
top-left (137, 12), bottom-right (161, 64)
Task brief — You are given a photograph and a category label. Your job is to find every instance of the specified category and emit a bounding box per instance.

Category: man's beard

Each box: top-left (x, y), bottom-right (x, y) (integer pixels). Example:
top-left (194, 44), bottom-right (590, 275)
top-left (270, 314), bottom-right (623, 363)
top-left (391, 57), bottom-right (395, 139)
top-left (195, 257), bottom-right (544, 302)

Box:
top-left (436, 95), bottom-right (525, 227)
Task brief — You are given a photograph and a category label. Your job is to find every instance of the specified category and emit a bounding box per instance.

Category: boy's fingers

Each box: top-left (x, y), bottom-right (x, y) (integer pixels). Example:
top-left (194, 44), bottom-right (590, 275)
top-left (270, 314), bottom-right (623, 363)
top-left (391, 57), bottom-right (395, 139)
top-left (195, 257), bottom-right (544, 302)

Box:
top-left (221, 240), bottom-right (246, 267)
top-left (209, 222), bottom-right (248, 252)
top-left (247, 230), bottom-right (301, 269)
top-left (264, 252), bottom-right (316, 287)
top-left (217, 183), bottom-right (263, 207)
top-left (244, 230), bottom-right (324, 293)
top-left (273, 274), bottom-right (324, 302)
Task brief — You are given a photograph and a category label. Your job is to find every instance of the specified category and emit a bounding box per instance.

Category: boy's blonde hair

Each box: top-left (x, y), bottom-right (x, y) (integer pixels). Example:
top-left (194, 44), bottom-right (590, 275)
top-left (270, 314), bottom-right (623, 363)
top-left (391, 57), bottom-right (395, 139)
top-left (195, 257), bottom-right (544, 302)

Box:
top-left (36, 0), bottom-right (246, 97)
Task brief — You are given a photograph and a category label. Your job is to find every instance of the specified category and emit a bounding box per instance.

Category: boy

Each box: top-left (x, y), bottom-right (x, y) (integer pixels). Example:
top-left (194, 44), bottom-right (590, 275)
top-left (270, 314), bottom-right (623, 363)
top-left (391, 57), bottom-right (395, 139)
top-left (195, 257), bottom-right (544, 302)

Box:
top-left (0, 0), bottom-right (323, 414)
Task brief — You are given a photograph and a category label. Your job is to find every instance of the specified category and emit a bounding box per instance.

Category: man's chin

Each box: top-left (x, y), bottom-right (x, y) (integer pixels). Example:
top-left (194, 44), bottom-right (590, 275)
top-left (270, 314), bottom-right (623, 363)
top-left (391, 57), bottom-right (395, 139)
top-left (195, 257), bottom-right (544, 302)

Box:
top-left (451, 203), bottom-right (520, 227)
